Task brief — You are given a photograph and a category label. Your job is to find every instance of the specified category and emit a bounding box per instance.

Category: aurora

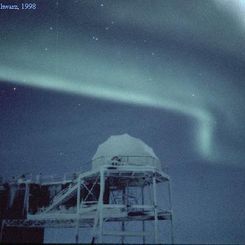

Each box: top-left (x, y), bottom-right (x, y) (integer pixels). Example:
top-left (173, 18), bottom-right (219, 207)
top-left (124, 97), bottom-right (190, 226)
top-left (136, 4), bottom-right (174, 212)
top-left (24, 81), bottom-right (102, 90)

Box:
top-left (0, 0), bottom-right (244, 165)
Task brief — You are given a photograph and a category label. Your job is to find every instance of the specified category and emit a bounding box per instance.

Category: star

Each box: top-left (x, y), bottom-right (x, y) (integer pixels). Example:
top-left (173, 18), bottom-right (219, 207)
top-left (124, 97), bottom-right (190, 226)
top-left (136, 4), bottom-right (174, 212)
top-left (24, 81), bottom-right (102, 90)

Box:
top-left (44, 47), bottom-right (48, 51)
top-left (100, 3), bottom-right (104, 7)
top-left (49, 26), bottom-right (53, 31)
top-left (13, 87), bottom-right (16, 91)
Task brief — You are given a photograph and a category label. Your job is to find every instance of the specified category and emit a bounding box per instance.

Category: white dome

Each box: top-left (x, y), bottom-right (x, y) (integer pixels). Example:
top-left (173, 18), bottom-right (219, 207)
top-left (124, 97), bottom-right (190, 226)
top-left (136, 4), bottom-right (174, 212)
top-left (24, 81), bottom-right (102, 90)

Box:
top-left (92, 134), bottom-right (161, 170)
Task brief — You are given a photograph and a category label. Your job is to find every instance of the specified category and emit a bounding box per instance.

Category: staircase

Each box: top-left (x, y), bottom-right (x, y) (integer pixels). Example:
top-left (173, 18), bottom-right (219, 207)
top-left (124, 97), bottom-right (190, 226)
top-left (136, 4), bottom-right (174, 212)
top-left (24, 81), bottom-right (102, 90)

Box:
top-left (42, 183), bottom-right (78, 214)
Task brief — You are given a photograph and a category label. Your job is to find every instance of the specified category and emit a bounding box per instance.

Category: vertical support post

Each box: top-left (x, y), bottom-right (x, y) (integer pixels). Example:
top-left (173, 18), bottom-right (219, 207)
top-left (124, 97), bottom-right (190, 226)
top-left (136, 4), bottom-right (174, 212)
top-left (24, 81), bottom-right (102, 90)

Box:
top-left (27, 184), bottom-right (29, 215)
top-left (141, 185), bottom-right (145, 244)
top-left (25, 183), bottom-right (29, 216)
top-left (153, 173), bottom-right (158, 244)
top-left (168, 179), bottom-right (174, 244)
top-left (98, 168), bottom-right (105, 243)
top-left (121, 186), bottom-right (126, 244)
top-left (75, 175), bottom-right (81, 244)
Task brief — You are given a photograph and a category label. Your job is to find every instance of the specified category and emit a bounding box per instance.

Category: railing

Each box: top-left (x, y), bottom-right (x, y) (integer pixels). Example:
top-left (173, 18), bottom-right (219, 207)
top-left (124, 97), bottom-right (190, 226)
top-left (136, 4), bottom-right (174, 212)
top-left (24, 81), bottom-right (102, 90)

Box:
top-left (92, 155), bottom-right (167, 172)
top-left (52, 183), bottom-right (74, 203)
top-left (3, 171), bottom-right (81, 186)
top-left (2, 156), bottom-right (167, 185)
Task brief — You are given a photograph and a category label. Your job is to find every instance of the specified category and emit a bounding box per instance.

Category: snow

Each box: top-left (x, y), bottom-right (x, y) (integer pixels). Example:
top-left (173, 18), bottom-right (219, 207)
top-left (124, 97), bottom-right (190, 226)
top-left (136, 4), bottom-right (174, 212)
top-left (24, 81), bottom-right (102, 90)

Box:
top-left (92, 134), bottom-right (161, 170)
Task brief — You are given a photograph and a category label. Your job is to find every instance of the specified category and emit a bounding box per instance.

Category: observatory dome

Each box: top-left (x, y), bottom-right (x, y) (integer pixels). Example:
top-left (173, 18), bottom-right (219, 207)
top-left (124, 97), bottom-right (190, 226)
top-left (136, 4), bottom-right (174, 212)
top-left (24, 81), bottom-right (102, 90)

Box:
top-left (92, 134), bottom-right (161, 170)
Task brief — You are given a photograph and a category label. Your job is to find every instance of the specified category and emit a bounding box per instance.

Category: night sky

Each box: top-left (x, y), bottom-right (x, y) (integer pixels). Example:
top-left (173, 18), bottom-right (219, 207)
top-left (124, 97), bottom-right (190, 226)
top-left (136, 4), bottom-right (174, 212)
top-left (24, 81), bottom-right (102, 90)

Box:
top-left (0, 0), bottom-right (245, 243)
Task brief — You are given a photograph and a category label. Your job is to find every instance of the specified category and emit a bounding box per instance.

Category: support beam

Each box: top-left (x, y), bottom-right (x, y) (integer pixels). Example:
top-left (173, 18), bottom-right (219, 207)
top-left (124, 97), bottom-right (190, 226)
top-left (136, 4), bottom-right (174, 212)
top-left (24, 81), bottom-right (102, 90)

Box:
top-left (121, 186), bottom-right (126, 244)
top-left (153, 173), bottom-right (159, 244)
top-left (98, 168), bottom-right (105, 243)
top-left (141, 185), bottom-right (145, 245)
top-left (81, 176), bottom-right (99, 202)
top-left (75, 175), bottom-right (81, 244)
top-left (24, 183), bottom-right (29, 216)
top-left (168, 180), bottom-right (174, 244)
top-left (103, 231), bottom-right (148, 237)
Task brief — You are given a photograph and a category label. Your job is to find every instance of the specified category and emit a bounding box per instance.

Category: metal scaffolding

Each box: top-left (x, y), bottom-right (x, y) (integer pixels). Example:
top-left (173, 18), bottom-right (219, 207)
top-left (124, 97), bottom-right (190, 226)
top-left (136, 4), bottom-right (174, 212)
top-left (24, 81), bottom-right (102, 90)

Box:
top-left (1, 161), bottom-right (174, 244)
